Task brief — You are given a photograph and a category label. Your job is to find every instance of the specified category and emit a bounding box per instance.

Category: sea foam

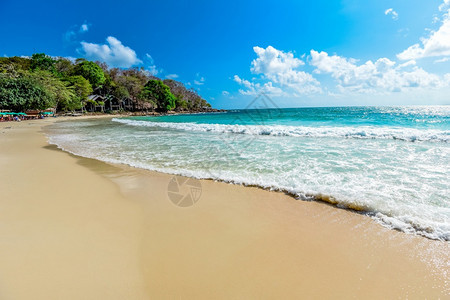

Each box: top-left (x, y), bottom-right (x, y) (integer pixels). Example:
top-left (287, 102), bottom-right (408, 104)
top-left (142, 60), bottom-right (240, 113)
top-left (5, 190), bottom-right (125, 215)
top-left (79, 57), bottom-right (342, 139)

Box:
top-left (112, 118), bottom-right (450, 143)
top-left (45, 112), bottom-right (450, 242)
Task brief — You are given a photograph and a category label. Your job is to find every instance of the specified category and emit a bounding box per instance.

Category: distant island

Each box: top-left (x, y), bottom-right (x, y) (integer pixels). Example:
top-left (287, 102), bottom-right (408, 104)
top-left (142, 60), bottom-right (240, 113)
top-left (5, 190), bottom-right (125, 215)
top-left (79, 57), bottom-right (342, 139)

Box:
top-left (0, 54), bottom-right (219, 115)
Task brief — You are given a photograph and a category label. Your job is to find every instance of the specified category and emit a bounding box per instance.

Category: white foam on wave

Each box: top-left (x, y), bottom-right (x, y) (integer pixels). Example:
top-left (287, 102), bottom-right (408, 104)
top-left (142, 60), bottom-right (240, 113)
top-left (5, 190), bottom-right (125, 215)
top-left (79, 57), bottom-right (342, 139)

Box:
top-left (46, 129), bottom-right (450, 242)
top-left (112, 118), bottom-right (450, 143)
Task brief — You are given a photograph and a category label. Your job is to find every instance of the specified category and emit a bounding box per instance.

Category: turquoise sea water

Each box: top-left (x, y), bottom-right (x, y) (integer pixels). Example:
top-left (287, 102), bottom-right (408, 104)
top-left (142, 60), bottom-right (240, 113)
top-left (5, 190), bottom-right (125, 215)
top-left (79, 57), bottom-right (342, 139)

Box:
top-left (47, 106), bottom-right (450, 240)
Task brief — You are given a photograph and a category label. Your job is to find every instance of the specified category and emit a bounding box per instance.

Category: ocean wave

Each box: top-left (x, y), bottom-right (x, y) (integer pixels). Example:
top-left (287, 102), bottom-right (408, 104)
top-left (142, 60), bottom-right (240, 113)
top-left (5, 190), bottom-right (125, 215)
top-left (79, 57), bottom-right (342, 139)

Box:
top-left (112, 118), bottom-right (450, 143)
top-left (46, 131), bottom-right (450, 242)
top-left (46, 117), bottom-right (450, 242)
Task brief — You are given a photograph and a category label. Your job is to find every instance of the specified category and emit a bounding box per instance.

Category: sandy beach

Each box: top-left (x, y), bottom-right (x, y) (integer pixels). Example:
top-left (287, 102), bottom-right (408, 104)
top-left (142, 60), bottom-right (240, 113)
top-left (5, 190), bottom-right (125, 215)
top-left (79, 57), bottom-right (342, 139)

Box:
top-left (0, 117), bottom-right (448, 299)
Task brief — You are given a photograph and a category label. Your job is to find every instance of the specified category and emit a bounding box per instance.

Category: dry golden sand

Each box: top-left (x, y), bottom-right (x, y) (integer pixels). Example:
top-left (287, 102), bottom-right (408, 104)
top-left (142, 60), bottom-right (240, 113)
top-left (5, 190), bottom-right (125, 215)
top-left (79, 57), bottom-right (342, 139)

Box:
top-left (0, 117), bottom-right (448, 299)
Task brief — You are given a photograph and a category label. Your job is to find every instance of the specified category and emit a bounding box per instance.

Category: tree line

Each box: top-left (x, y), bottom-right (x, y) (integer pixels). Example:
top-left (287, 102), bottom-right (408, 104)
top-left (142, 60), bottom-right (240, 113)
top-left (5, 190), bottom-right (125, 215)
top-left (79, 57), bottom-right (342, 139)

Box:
top-left (0, 53), bottom-right (212, 113)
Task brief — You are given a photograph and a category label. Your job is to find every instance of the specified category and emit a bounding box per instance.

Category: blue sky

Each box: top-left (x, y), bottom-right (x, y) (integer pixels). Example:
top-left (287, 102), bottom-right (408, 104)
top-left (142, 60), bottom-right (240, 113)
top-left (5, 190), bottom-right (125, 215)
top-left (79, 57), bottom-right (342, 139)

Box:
top-left (1, 0), bottom-right (450, 108)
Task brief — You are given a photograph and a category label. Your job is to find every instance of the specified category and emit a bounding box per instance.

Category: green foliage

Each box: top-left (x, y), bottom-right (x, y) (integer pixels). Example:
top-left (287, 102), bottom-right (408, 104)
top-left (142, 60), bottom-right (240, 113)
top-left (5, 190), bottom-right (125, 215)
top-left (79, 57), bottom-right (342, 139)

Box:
top-left (30, 70), bottom-right (74, 107)
top-left (54, 58), bottom-right (74, 77)
top-left (0, 53), bottom-right (212, 113)
top-left (0, 56), bottom-right (31, 73)
top-left (0, 74), bottom-right (55, 112)
top-left (175, 98), bottom-right (188, 109)
top-left (163, 79), bottom-right (209, 110)
top-left (117, 75), bottom-right (143, 102)
top-left (66, 75), bottom-right (93, 102)
top-left (139, 79), bottom-right (176, 112)
top-left (72, 60), bottom-right (105, 88)
top-left (57, 89), bottom-right (83, 111)
top-left (114, 85), bottom-right (130, 100)
top-left (30, 53), bottom-right (56, 72)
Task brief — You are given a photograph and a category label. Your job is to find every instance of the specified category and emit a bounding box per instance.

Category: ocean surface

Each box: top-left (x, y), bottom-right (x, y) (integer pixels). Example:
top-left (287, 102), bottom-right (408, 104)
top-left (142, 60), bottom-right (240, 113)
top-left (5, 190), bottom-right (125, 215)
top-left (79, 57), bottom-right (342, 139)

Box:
top-left (46, 106), bottom-right (450, 241)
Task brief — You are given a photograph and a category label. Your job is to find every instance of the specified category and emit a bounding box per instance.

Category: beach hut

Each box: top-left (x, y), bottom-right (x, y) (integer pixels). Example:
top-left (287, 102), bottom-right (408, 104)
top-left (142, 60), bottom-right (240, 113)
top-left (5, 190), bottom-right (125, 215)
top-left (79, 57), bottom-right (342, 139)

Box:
top-left (122, 97), bottom-right (134, 111)
top-left (104, 96), bottom-right (123, 111)
top-left (86, 95), bottom-right (105, 112)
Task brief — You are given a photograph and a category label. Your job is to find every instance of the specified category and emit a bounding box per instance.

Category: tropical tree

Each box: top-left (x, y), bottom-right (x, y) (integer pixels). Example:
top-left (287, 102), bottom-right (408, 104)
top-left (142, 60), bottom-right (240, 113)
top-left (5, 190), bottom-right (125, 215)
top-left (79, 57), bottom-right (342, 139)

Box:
top-left (0, 56), bottom-right (31, 73)
top-left (54, 58), bottom-right (74, 77)
top-left (72, 60), bottom-right (105, 88)
top-left (0, 54), bottom-right (213, 113)
top-left (30, 53), bottom-right (56, 72)
top-left (116, 75), bottom-right (143, 106)
top-left (65, 75), bottom-right (93, 110)
top-left (0, 74), bottom-right (55, 111)
top-left (163, 79), bottom-right (208, 110)
top-left (30, 70), bottom-right (74, 109)
top-left (139, 79), bottom-right (176, 112)
top-left (113, 85), bottom-right (130, 101)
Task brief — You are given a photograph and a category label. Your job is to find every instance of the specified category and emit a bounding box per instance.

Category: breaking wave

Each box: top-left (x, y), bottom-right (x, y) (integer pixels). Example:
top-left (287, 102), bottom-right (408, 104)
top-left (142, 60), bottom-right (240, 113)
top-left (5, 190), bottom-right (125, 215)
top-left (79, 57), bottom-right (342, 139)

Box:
top-left (112, 118), bottom-right (450, 143)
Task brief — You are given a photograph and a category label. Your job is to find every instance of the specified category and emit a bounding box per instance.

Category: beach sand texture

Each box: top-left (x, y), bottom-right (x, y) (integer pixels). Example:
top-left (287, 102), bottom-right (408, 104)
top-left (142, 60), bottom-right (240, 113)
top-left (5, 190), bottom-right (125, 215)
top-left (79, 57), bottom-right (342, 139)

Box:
top-left (0, 118), bottom-right (448, 299)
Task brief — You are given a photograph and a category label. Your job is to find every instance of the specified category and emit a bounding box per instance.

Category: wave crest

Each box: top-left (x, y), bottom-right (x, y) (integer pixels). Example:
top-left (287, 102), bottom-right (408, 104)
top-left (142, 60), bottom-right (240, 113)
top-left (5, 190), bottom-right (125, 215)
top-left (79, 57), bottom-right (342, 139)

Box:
top-left (112, 118), bottom-right (450, 143)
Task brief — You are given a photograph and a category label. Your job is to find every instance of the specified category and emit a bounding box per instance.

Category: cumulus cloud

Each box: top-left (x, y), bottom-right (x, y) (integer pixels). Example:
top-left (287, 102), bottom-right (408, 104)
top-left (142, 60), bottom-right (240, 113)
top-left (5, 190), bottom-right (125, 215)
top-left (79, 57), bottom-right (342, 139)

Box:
top-left (235, 42), bottom-right (450, 98)
top-left (233, 75), bottom-right (253, 89)
top-left (310, 50), bottom-right (445, 92)
top-left (251, 46), bottom-right (304, 74)
top-left (397, 5), bottom-right (450, 60)
top-left (234, 75), bottom-right (286, 96)
top-left (235, 46), bottom-right (321, 96)
top-left (385, 8), bottom-right (399, 20)
top-left (80, 36), bottom-right (142, 68)
top-left (439, 0), bottom-right (450, 11)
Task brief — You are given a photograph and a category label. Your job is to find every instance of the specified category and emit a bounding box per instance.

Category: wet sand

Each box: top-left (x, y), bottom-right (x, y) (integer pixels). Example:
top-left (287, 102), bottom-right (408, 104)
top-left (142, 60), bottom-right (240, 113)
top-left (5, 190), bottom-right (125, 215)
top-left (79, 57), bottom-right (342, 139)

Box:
top-left (0, 117), bottom-right (448, 299)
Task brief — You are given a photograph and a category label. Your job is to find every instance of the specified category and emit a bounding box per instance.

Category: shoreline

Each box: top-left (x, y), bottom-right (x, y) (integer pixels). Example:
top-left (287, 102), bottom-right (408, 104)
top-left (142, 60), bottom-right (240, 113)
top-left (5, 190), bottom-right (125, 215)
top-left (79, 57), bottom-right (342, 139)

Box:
top-left (47, 128), bottom-right (444, 242)
top-left (0, 117), bottom-right (448, 298)
top-left (52, 116), bottom-right (448, 242)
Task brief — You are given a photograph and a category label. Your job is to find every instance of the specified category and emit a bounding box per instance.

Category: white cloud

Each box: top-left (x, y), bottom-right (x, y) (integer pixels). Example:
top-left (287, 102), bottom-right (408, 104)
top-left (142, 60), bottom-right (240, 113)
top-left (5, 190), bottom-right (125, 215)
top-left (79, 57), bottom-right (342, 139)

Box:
top-left (439, 0), bottom-right (450, 11)
top-left (166, 74), bottom-right (179, 79)
top-left (80, 23), bottom-right (89, 32)
top-left (194, 74), bottom-right (205, 85)
top-left (145, 53), bottom-right (153, 61)
top-left (64, 22), bottom-right (89, 44)
top-left (237, 46), bottom-right (321, 96)
top-left (310, 50), bottom-right (445, 92)
top-left (233, 75), bottom-right (253, 89)
top-left (233, 75), bottom-right (286, 96)
top-left (221, 90), bottom-right (235, 99)
top-left (235, 43), bottom-right (450, 99)
top-left (384, 8), bottom-right (399, 20)
top-left (434, 57), bottom-right (450, 63)
top-left (144, 53), bottom-right (160, 75)
top-left (251, 46), bottom-right (304, 74)
top-left (397, 8), bottom-right (450, 60)
top-left (80, 36), bottom-right (142, 68)
top-left (398, 60), bottom-right (416, 68)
